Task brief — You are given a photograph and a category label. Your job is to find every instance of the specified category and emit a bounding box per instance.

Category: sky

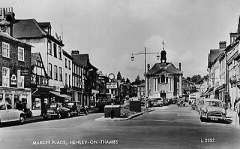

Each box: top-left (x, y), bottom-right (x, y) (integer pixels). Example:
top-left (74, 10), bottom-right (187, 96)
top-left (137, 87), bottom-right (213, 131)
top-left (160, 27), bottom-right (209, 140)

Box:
top-left (1, 0), bottom-right (240, 81)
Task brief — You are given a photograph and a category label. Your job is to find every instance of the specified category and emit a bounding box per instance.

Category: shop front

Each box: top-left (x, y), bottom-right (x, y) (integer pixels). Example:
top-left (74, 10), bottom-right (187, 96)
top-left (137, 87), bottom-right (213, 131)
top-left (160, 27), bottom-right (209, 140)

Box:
top-left (0, 87), bottom-right (31, 110)
top-left (31, 87), bottom-right (53, 116)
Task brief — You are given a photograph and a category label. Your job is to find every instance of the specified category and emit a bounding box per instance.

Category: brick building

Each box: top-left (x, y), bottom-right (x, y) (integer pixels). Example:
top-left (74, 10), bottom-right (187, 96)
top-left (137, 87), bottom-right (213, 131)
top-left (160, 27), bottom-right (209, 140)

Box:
top-left (0, 32), bottom-right (32, 110)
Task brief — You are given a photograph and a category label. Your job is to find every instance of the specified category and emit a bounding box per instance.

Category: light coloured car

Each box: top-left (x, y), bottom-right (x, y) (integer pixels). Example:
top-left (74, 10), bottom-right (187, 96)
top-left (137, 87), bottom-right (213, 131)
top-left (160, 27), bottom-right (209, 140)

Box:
top-left (0, 102), bottom-right (25, 124)
top-left (199, 98), bottom-right (226, 122)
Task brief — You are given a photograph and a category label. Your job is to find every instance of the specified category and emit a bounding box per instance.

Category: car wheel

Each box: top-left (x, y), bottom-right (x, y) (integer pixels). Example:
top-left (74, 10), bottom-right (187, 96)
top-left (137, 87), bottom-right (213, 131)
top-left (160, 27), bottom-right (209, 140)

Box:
top-left (58, 113), bottom-right (62, 119)
top-left (19, 115), bottom-right (25, 124)
top-left (67, 112), bottom-right (71, 118)
top-left (200, 116), bottom-right (205, 122)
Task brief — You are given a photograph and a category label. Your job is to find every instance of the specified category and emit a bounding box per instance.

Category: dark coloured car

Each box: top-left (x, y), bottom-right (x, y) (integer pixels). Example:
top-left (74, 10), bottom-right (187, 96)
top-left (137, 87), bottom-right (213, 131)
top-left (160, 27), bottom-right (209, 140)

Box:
top-left (63, 102), bottom-right (81, 116)
top-left (46, 103), bottom-right (71, 119)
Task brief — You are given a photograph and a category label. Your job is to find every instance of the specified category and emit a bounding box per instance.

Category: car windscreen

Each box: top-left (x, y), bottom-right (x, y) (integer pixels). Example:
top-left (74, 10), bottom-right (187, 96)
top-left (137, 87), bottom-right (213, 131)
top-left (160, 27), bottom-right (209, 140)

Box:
top-left (67, 103), bottom-right (74, 106)
top-left (50, 104), bottom-right (57, 108)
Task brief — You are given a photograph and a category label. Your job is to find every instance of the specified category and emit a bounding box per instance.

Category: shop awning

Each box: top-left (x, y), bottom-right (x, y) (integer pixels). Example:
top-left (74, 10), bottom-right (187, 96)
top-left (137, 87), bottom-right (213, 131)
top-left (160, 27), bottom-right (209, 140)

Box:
top-left (49, 91), bottom-right (72, 100)
top-left (203, 87), bottom-right (214, 96)
top-left (215, 84), bottom-right (226, 91)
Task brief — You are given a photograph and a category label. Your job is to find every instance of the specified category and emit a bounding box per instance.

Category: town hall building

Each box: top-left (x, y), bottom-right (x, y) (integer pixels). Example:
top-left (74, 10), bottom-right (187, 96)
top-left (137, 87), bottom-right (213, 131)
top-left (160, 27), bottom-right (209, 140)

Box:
top-left (146, 46), bottom-right (183, 100)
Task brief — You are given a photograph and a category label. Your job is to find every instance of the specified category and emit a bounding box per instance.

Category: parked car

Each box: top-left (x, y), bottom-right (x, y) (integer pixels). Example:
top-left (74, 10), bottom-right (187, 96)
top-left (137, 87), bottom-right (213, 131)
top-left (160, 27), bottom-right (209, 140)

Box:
top-left (63, 102), bottom-right (79, 116)
top-left (199, 98), bottom-right (227, 122)
top-left (151, 98), bottom-right (163, 107)
top-left (46, 103), bottom-right (71, 119)
top-left (0, 102), bottom-right (25, 125)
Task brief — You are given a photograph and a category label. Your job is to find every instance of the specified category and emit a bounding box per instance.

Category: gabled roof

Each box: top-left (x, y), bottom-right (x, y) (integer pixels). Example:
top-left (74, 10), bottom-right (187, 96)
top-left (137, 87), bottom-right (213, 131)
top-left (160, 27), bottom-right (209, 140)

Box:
top-left (146, 62), bottom-right (182, 76)
top-left (13, 19), bottom-right (47, 39)
top-left (0, 31), bottom-right (32, 47)
top-left (13, 19), bottom-right (64, 46)
top-left (38, 22), bottom-right (51, 29)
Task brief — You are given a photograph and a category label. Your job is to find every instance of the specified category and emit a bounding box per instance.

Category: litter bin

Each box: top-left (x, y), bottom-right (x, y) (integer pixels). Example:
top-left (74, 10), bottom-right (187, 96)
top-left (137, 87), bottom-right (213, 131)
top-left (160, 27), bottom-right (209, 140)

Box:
top-left (130, 100), bottom-right (141, 112)
top-left (104, 105), bottom-right (121, 118)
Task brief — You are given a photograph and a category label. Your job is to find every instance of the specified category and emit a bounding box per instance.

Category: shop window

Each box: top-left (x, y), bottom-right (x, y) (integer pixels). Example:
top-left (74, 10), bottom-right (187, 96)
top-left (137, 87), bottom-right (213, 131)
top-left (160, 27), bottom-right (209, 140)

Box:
top-left (5, 94), bottom-right (12, 105)
top-left (17, 70), bottom-right (24, 88)
top-left (22, 98), bottom-right (27, 110)
top-left (7, 104), bottom-right (12, 109)
top-left (2, 67), bottom-right (10, 87)
top-left (0, 104), bottom-right (6, 110)
top-left (32, 98), bottom-right (41, 110)
top-left (14, 94), bottom-right (20, 109)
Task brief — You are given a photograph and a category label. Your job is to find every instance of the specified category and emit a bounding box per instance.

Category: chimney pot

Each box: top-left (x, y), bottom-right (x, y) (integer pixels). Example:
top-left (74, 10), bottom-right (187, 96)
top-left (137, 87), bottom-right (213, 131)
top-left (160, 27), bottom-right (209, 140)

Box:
top-left (219, 41), bottom-right (226, 49)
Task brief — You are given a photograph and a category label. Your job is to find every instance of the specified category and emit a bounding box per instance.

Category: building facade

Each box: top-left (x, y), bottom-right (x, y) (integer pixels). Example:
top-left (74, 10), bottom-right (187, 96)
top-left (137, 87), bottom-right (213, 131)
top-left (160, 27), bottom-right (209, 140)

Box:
top-left (146, 48), bottom-right (183, 100)
top-left (0, 32), bottom-right (32, 110)
top-left (0, 7), bottom-right (32, 111)
top-left (31, 52), bottom-right (50, 116)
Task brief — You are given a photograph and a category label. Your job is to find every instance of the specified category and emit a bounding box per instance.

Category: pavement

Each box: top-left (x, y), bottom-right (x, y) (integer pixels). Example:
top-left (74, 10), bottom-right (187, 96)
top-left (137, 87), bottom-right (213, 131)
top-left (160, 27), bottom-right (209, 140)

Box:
top-left (227, 109), bottom-right (240, 129)
top-left (1, 104), bottom-right (240, 149)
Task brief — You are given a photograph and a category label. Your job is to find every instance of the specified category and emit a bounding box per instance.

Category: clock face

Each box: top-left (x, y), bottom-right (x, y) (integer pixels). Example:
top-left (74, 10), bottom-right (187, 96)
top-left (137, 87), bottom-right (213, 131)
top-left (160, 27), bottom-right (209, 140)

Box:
top-left (108, 73), bottom-right (115, 80)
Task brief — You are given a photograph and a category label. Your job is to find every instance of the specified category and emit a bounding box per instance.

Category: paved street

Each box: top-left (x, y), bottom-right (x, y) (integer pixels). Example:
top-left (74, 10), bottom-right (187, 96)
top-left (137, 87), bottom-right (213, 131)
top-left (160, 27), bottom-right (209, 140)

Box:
top-left (1, 105), bottom-right (240, 149)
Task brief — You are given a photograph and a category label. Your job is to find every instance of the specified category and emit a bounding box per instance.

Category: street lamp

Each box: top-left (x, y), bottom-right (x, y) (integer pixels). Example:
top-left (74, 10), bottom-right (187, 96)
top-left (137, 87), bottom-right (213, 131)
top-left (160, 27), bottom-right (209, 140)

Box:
top-left (131, 47), bottom-right (160, 108)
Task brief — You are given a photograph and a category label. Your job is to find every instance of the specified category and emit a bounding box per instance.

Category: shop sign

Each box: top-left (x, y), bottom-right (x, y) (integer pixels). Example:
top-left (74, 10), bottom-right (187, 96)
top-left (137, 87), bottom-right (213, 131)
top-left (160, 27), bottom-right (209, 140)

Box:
top-left (10, 74), bottom-right (17, 86)
top-left (106, 82), bottom-right (117, 89)
top-left (21, 69), bottom-right (29, 76)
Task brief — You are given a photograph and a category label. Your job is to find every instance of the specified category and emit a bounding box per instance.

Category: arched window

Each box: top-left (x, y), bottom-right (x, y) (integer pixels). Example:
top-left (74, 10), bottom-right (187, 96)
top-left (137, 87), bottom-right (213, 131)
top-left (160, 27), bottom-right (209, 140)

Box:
top-left (161, 75), bottom-right (165, 83)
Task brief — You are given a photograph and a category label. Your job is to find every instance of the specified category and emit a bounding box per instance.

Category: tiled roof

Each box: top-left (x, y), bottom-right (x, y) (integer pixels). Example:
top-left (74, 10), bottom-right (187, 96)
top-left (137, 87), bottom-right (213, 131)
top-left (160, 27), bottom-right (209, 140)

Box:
top-left (13, 19), bottom-right (64, 46)
top-left (13, 19), bottom-right (46, 38)
top-left (146, 62), bottom-right (182, 76)
top-left (72, 54), bottom-right (97, 70)
top-left (0, 31), bottom-right (32, 46)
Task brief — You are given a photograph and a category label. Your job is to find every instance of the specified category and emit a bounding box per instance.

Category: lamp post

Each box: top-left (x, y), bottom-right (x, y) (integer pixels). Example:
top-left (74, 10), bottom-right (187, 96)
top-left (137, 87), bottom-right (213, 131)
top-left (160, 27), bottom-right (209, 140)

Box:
top-left (131, 47), bottom-right (160, 108)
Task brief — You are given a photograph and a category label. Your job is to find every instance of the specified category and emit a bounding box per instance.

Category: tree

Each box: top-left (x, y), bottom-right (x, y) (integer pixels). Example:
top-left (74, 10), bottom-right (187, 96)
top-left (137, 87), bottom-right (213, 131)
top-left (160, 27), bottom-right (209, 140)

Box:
top-left (126, 78), bottom-right (131, 84)
top-left (117, 71), bottom-right (122, 81)
top-left (191, 75), bottom-right (202, 84)
top-left (134, 75), bottom-right (141, 85)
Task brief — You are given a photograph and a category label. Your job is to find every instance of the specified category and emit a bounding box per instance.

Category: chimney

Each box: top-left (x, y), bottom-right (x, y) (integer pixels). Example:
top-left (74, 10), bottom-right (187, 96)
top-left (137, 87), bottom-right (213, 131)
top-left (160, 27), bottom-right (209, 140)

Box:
top-left (179, 62), bottom-right (182, 71)
top-left (71, 50), bottom-right (79, 55)
top-left (219, 41), bottom-right (226, 49)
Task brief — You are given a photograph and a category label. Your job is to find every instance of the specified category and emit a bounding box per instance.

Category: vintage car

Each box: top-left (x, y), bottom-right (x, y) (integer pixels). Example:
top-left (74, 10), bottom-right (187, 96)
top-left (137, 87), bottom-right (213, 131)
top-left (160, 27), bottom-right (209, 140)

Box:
top-left (199, 98), bottom-right (227, 122)
top-left (151, 98), bottom-right (163, 107)
top-left (63, 101), bottom-right (85, 116)
top-left (0, 102), bottom-right (25, 124)
top-left (46, 103), bottom-right (71, 119)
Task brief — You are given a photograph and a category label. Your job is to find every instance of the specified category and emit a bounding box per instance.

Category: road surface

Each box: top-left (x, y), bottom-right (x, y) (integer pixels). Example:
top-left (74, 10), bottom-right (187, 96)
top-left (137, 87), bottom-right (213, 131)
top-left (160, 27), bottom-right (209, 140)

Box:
top-left (0, 105), bottom-right (240, 149)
